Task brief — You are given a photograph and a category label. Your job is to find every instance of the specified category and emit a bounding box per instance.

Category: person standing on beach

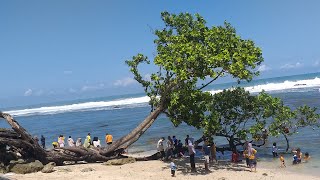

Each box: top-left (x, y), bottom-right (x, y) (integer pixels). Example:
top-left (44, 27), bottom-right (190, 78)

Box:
top-left (157, 137), bottom-right (165, 160)
top-left (105, 133), bottom-right (113, 145)
top-left (165, 136), bottom-right (174, 160)
top-left (210, 141), bottom-right (217, 162)
top-left (40, 135), bottom-right (45, 149)
top-left (248, 143), bottom-right (257, 172)
top-left (202, 140), bottom-right (210, 171)
top-left (68, 136), bottom-right (75, 147)
top-left (83, 133), bottom-right (91, 148)
top-left (243, 142), bottom-right (250, 167)
top-left (272, 142), bottom-right (278, 157)
top-left (188, 140), bottom-right (196, 172)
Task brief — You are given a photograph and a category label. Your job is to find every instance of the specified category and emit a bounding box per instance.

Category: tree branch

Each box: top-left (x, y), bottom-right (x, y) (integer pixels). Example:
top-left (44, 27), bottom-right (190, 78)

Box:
top-left (198, 70), bottom-right (224, 90)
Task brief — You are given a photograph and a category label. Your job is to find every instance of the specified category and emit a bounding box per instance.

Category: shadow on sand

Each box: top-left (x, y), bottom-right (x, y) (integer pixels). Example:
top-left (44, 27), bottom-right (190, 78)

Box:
top-left (162, 157), bottom-right (250, 176)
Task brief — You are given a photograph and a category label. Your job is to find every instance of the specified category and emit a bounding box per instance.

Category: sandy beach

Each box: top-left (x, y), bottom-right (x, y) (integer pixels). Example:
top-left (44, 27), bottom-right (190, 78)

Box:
top-left (2, 157), bottom-right (319, 180)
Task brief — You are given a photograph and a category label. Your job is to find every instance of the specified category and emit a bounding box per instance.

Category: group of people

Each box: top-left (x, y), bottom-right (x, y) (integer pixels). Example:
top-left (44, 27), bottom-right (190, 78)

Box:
top-left (272, 142), bottom-right (311, 167)
top-left (158, 135), bottom-right (217, 175)
top-left (157, 135), bottom-right (185, 161)
top-left (34, 133), bottom-right (113, 149)
top-left (157, 134), bottom-right (315, 177)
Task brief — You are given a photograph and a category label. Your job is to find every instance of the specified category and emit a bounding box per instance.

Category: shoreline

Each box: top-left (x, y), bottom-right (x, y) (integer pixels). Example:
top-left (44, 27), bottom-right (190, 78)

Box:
top-left (2, 156), bottom-right (319, 180)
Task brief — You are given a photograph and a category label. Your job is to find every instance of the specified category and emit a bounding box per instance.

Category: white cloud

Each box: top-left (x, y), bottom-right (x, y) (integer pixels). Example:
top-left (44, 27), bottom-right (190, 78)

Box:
top-left (63, 70), bottom-right (73, 75)
top-left (257, 64), bottom-right (271, 72)
top-left (81, 83), bottom-right (106, 92)
top-left (113, 77), bottom-right (137, 87)
top-left (280, 62), bottom-right (303, 69)
top-left (24, 89), bottom-right (33, 96)
top-left (313, 60), bottom-right (320, 67)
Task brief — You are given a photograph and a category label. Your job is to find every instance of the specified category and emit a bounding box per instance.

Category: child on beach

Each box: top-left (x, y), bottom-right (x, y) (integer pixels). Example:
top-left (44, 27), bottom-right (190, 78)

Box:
top-left (280, 154), bottom-right (286, 167)
top-left (170, 161), bottom-right (177, 177)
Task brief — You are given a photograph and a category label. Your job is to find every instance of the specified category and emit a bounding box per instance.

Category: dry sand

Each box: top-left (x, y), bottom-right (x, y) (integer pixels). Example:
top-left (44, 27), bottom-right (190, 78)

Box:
top-left (2, 157), bottom-right (319, 180)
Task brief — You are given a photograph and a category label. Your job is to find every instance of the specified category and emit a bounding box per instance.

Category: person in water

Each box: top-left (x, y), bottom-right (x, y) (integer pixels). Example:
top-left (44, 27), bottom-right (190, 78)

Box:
top-left (292, 148), bottom-right (302, 164)
top-left (303, 152), bottom-right (311, 162)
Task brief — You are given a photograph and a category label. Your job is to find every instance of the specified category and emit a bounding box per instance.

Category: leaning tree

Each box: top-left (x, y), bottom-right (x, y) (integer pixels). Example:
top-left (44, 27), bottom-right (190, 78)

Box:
top-left (1, 11), bottom-right (266, 164)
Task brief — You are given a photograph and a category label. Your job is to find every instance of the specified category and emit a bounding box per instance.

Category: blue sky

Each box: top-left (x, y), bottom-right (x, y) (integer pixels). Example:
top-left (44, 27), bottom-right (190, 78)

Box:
top-left (1, 0), bottom-right (320, 106)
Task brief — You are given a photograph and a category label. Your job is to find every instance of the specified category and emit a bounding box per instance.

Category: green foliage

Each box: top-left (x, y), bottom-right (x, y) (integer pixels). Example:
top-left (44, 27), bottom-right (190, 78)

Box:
top-left (126, 12), bottom-right (263, 123)
top-left (203, 88), bottom-right (320, 148)
top-left (126, 12), bottom-right (319, 149)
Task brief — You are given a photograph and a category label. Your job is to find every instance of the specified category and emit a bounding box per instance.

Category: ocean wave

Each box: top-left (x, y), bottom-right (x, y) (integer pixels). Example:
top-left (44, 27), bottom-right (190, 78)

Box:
top-left (5, 96), bottom-right (150, 117)
top-left (209, 77), bottom-right (320, 94)
top-left (4, 77), bottom-right (320, 117)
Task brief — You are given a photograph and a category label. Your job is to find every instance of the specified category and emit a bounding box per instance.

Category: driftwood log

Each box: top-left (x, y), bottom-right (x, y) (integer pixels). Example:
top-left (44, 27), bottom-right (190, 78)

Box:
top-left (0, 111), bottom-right (162, 166)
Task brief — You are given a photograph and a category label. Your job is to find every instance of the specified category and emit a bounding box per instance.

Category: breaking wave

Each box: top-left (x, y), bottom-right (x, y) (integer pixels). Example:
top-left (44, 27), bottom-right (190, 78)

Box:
top-left (4, 77), bottom-right (320, 117)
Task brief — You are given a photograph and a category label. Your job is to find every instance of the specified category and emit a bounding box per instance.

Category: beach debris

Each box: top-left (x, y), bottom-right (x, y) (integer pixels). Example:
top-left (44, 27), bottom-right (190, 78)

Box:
top-left (41, 162), bottom-right (56, 173)
top-left (102, 157), bottom-right (136, 166)
top-left (218, 177), bottom-right (227, 180)
top-left (80, 167), bottom-right (95, 172)
top-left (58, 167), bottom-right (72, 172)
top-left (9, 160), bottom-right (43, 174)
top-left (262, 173), bottom-right (268, 176)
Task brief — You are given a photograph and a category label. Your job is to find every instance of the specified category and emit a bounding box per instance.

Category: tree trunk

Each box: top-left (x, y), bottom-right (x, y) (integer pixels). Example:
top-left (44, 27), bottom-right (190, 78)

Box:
top-left (101, 106), bottom-right (163, 155)
top-left (283, 133), bottom-right (290, 152)
top-left (228, 136), bottom-right (236, 151)
top-left (0, 112), bottom-right (48, 163)
top-left (0, 107), bottom-right (164, 165)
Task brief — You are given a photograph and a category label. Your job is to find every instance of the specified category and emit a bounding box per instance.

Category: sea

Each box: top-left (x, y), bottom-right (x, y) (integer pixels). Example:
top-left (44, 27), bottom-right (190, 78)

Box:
top-left (1, 72), bottom-right (320, 176)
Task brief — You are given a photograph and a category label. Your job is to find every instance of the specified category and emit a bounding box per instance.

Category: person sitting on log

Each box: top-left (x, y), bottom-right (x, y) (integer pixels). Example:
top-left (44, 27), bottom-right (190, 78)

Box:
top-left (93, 137), bottom-right (101, 148)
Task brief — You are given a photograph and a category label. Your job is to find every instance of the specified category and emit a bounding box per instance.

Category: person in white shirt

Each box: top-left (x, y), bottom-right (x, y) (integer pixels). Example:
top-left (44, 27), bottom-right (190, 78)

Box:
top-left (68, 136), bottom-right (75, 147)
top-left (157, 137), bottom-right (165, 159)
top-left (76, 138), bottom-right (82, 147)
top-left (93, 137), bottom-right (101, 148)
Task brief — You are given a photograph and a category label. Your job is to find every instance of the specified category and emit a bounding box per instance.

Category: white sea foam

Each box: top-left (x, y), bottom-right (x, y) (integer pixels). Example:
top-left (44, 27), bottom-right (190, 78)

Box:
top-left (208, 77), bottom-right (320, 94)
top-left (4, 77), bottom-right (320, 117)
top-left (5, 96), bottom-right (150, 117)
